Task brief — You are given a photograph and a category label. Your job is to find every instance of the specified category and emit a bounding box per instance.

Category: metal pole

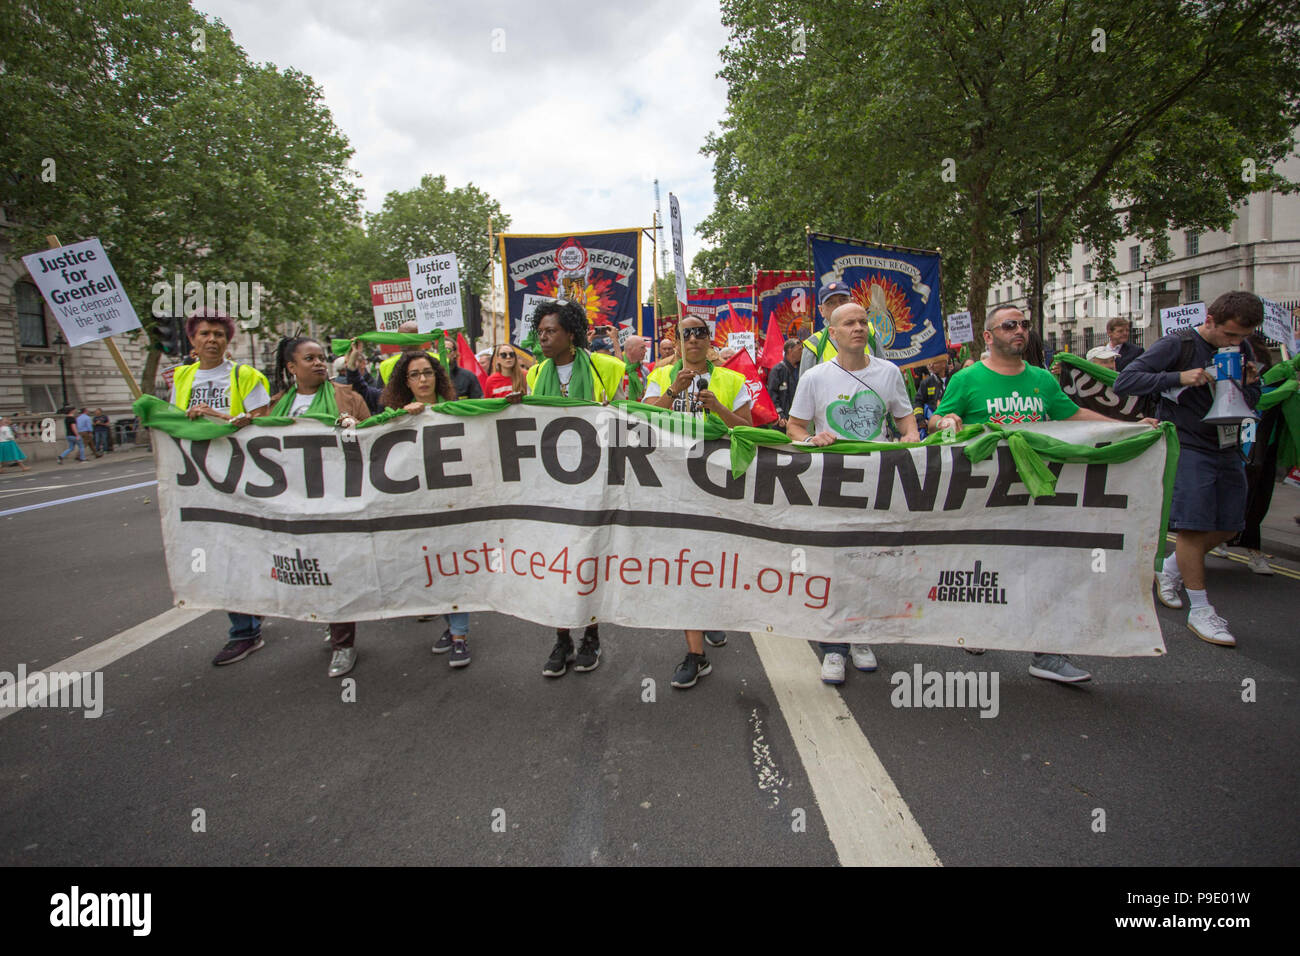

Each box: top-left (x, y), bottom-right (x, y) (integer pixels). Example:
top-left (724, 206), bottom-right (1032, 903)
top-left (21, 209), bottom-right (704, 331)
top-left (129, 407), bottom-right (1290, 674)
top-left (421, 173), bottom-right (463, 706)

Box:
top-left (58, 352), bottom-right (68, 406)
top-left (1034, 190), bottom-right (1044, 340)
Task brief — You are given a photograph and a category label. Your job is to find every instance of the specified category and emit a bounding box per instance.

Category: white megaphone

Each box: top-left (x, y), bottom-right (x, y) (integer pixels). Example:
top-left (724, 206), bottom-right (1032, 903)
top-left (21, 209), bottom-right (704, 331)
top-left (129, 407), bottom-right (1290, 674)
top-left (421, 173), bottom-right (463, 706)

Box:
top-left (1202, 346), bottom-right (1258, 425)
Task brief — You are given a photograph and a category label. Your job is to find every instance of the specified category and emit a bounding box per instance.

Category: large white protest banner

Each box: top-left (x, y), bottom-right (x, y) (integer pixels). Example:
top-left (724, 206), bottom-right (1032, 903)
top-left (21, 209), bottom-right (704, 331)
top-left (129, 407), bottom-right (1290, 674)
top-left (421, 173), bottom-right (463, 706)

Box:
top-left (22, 238), bottom-right (143, 346)
top-left (151, 406), bottom-right (1170, 656)
top-left (669, 193), bottom-right (687, 316)
top-left (515, 293), bottom-right (555, 345)
top-left (407, 252), bottom-right (464, 332)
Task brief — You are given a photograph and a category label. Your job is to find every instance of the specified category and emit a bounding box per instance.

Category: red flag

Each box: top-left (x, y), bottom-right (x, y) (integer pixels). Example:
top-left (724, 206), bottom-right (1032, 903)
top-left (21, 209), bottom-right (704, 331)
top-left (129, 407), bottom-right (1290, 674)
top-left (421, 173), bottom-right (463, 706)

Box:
top-left (457, 333), bottom-right (488, 393)
top-left (723, 346), bottom-right (778, 426)
top-left (758, 312), bottom-right (785, 371)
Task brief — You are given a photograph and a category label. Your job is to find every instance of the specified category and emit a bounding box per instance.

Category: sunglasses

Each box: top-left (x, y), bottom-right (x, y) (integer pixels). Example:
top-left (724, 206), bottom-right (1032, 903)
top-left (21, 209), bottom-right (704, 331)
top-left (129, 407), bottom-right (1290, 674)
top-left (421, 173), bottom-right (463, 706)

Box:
top-left (680, 326), bottom-right (710, 340)
top-left (997, 320), bottom-right (1032, 332)
top-left (497, 351), bottom-right (514, 358)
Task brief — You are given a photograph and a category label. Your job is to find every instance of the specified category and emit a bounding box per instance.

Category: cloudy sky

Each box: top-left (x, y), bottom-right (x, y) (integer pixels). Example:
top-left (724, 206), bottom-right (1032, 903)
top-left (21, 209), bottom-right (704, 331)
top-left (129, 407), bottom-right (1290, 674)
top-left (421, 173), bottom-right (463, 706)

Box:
top-left (195, 0), bottom-right (731, 274)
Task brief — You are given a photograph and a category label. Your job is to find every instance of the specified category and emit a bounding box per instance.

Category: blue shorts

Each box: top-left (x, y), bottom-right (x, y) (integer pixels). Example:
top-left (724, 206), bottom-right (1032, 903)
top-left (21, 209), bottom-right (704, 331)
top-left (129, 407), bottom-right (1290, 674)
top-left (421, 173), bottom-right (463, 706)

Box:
top-left (1170, 446), bottom-right (1247, 533)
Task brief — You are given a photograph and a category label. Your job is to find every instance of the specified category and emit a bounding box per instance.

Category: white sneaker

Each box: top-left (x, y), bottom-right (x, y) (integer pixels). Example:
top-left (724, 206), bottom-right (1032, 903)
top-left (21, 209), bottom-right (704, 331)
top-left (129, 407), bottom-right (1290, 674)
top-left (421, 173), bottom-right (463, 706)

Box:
top-left (820, 652), bottom-right (846, 685)
top-left (1247, 551), bottom-right (1274, 576)
top-left (849, 644), bottom-right (877, 672)
top-left (1208, 544), bottom-right (1229, 558)
top-left (1187, 606), bottom-right (1236, 647)
top-left (1154, 571), bottom-right (1184, 609)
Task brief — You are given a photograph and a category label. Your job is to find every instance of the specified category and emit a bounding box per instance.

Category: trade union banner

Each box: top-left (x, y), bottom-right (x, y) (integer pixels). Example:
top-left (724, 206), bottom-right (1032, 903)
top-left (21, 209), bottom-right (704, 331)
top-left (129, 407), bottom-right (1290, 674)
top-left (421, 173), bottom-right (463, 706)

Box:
top-left (140, 395), bottom-right (1173, 656)
top-left (499, 229), bottom-right (641, 343)
top-left (809, 233), bottom-right (947, 369)
top-left (685, 286), bottom-right (757, 347)
top-left (755, 270), bottom-right (816, 336)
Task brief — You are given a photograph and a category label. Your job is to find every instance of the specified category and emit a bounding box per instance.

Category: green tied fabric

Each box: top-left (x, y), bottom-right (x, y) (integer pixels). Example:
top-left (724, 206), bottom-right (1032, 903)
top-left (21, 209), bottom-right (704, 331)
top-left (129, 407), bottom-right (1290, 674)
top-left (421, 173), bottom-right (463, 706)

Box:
top-left (519, 328), bottom-right (543, 363)
top-left (726, 423), bottom-right (986, 478)
top-left (1258, 375), bottom-right (1300, 470)
top-left (624, 359), bottom-right (645, 402)
top-left (1053, 351), bottom-right (1117, 385)
top-left (330, 330), bottom-right (449, 370)
top-left (533, 349), bottom-right (596, 400)
top-left (269, 383), bottom-right (339, 422)
top-left (1262, 355), bottom-right (1297, 386)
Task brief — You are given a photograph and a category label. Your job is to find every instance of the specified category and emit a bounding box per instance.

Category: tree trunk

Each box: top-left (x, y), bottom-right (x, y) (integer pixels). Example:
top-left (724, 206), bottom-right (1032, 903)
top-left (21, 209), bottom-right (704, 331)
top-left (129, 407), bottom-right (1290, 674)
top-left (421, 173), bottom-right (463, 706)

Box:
top-left (139, 347), bottom-right (161, 397)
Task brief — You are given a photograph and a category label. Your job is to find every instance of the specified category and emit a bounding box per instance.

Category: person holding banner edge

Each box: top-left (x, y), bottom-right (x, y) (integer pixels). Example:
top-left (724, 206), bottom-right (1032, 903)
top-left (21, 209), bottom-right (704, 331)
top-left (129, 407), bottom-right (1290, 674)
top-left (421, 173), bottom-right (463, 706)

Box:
top-left (526, 299), bottom-right (626, 677)
top-left (930, 304), bottom-right (1159, 683)
top-left (1113, 292), bottom-right (1264, 648)
top-left (644, 313), bottom-right (753, 687)
top-left (167, 310), bottom-right (273, 667)
top-left (268, 335), bottom-right (372, 677)
top-left (787, 302), bottom-right (918, 685)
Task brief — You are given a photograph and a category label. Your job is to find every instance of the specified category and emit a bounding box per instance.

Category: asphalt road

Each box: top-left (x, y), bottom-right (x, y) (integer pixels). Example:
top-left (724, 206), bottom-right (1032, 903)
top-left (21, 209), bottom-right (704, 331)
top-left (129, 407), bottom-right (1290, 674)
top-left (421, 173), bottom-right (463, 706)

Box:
top-left (1, 455), bottom-right (1296, 866)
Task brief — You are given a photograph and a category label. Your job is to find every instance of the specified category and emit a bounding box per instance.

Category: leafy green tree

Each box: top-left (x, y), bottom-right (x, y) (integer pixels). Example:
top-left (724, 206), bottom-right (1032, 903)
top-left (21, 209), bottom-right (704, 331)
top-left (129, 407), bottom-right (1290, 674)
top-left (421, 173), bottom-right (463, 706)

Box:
top-left (700, 0), bottom-right (1300, 341)
top-left (1, 0), bottom-right (362, 388)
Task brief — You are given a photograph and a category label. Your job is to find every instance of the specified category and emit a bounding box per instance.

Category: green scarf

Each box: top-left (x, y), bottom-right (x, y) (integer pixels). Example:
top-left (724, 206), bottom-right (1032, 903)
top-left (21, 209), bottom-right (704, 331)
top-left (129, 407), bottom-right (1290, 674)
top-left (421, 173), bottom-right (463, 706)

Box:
top-left (270, 382), bottom-right (339, 420)
top-left (533, 349), bottom-right (595, 399)
top-left (624, 358), bottom-right (646, 402)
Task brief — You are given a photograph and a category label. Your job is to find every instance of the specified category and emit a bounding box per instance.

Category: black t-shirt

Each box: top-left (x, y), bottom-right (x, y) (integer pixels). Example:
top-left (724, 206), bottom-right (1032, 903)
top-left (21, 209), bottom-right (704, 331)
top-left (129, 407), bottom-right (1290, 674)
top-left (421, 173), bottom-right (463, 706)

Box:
top-left (65, 415), bottom-right (77, 437)
top-left (450, 367), bottom-right (483, 399)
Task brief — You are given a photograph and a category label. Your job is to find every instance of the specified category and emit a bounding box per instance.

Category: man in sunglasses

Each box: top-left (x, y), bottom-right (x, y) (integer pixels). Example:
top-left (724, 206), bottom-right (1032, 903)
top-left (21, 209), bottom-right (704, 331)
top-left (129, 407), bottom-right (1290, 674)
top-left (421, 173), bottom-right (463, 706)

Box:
top-left (928, 304), bottom-right (1155, 684)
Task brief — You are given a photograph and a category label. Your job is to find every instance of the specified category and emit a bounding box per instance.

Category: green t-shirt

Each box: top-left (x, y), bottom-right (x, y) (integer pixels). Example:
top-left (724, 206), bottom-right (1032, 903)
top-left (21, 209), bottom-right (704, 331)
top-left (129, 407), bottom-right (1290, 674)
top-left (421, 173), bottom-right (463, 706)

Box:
top-left (934, 361), bottom-right (1079, 425)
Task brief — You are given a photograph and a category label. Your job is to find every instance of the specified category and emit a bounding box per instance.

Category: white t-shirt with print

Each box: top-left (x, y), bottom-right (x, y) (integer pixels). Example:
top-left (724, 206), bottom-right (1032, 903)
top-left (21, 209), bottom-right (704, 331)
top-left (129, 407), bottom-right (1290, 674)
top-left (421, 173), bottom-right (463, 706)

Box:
top-left (644, 368), bottom-right (751, 417)
top-left (169, 360), bottom-right (270, 415)
top-left (789, 357), bottom-right (912, 441)
top-left (288, 390), bottom-right (316, 416)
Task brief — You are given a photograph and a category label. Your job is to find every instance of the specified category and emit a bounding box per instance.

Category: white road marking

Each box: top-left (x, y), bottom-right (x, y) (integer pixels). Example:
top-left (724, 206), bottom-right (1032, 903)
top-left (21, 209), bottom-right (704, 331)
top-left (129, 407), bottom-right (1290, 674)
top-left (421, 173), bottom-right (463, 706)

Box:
top-left (0, 479), bottom-right (158, 517)
top-left (0, 606), bottom-right (207, 722)
top-left (752, 633), bottom-right (941, 867)
top-left (0, 471), bottom-right (155, 499)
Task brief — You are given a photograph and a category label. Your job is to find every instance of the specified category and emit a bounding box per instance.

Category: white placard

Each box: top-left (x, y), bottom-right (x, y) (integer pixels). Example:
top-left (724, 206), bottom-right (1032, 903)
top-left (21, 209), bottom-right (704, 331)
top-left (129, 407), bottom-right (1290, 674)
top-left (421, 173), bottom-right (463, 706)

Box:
top-left (947, 310), bottom-right (974, 345)
top-left (1260, 298), bottom-right (1294, 350)
top-left (669, 193), bottom-right (687, 317)
top-left (727, 331), bottom-right (756, 362)
top-left (407, 252), bottom-right (464, 332)
top-left (22, 237), bottom-right (143, 347)
top-left (515, 294), bottom-right (556, 345)
top-left (1160, 301), bottom-right (1205, 335)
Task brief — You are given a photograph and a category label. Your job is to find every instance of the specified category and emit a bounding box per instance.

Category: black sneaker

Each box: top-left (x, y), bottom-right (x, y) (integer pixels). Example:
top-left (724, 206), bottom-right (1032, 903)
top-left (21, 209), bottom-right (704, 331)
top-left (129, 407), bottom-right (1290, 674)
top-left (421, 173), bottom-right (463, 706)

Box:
top-left (543, 637), bottom-right (575, 677)
top-left (449, 638), bottom-right (471, 669)
top-left (212, 636), bottom-right (264, 666)
top-left (704, 631), bottom-right (727, 647)
top-left (574, 634), bottom-right (601, 672)
top-left (671, 652), bottom-right (712, 689)
top-left (431, 628), bottom-right (453, 654)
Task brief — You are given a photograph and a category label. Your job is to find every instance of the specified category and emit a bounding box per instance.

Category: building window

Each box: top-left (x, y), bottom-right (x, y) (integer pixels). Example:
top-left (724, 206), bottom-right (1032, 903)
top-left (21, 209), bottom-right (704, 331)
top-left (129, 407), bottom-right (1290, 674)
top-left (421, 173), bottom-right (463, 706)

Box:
top-left (17, 281), bottom-right (47, 347)
top-left (1063, 329), bottom-right (1074, 353)
top-left (1187, 276), bottom-right (1200, 302)
top-left (1129, 246), bottom-right (1141, 271)
top-left (1084, 328), bottom-right (1095, 352)
top-left (1083, 264), bottom-right (1092, 281)
top-left (994, 288), bottom-right (1000, 303)
top-left (1186, 231), bottom-right (1199, 256)
top-left (1048, 331), bottom-right (1058, 351)
top-left (1130, 326), bottom-right (1144, 349)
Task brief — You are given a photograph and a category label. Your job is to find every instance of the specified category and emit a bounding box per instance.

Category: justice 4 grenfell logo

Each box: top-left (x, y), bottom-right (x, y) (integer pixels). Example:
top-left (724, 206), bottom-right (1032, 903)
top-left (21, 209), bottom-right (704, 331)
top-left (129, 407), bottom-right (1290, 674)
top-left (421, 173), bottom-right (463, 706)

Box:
top-left (927, 560), bottom-right (1008, 605)
top-left (985, 390), bottom-right (1046, 424)
top-left (270, 549), bottom-right (333, 586)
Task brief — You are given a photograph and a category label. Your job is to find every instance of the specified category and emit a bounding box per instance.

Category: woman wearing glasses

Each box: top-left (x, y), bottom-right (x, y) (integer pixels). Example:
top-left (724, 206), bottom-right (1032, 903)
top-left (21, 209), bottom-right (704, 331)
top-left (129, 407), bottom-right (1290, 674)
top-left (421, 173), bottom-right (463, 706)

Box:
top-left (268, 335), bottom-right (372, 679)
top-left (485, 346), bottom-right (527, 398)
top-left (376, 350), bottom-right (474, 667)
top-left (643, 314), bottom-right (753, 689)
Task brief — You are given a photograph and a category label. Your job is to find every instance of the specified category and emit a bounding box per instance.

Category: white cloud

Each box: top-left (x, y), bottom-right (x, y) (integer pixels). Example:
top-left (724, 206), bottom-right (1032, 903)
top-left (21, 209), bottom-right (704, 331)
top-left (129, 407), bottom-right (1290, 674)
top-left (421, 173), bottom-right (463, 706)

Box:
top-left (196, 0), bottom-right (728, 277)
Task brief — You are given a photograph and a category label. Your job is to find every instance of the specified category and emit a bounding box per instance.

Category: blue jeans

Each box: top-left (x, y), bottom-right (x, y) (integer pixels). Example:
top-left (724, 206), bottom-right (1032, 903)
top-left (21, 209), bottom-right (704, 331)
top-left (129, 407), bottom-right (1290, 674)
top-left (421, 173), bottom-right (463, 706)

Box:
top-left (227, 613), bottom-right (263, 643)
top-left (446, 612), bottom-right (469, 636)
top-left (819, 642), bottom-right (849, 655)
top-left (59, 435), bottom-right (85, 460)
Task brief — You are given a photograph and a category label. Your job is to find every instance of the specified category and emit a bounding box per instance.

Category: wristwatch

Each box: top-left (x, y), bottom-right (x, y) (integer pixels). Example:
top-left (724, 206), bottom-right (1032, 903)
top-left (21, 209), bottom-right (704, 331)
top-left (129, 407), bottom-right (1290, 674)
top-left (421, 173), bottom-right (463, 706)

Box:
top-left (665, 387), bottom-right (676, 399)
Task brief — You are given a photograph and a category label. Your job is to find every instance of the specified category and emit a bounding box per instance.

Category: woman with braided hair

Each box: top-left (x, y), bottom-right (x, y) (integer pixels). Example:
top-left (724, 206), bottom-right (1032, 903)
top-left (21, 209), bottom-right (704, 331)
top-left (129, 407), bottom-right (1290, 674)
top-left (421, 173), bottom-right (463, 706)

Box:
top-left (270, 335), bottom-right (371, 678)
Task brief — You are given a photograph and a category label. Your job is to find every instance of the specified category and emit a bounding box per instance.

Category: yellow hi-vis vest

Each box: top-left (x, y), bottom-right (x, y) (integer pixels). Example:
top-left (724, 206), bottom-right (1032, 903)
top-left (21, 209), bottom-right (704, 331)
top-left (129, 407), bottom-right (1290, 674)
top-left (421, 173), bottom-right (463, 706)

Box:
top-left (525, 351), bottom-right (627, 402)
top-left (172, 362), bottom-right (269, 416)
top-left (646, 364), bottom-right (746, 420)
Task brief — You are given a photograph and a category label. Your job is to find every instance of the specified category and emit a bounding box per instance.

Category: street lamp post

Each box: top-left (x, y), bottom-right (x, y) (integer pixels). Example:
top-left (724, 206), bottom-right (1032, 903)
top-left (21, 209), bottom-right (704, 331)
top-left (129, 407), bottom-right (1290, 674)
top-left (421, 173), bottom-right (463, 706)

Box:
top-left (53, 331), bottom-right (69, 408)
top-left (1139, 256), bottom-right (1153, 337)
top-left (1011, 191), bottom-right (1046, 339)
